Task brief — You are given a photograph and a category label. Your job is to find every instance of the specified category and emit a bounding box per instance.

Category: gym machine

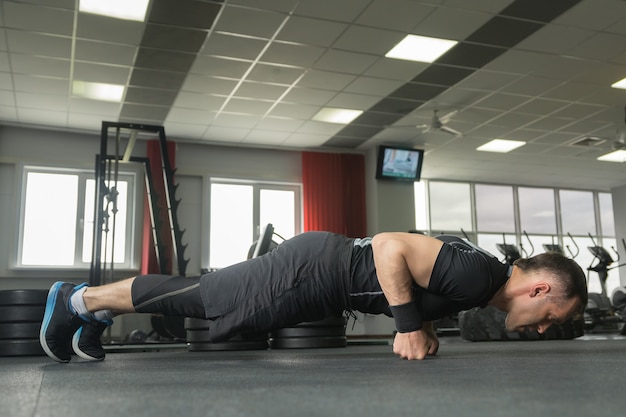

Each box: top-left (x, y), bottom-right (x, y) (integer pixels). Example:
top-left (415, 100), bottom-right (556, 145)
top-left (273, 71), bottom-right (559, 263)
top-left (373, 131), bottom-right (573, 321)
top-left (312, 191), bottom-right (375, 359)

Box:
top-left (584, 234), bottom-right (626, 334)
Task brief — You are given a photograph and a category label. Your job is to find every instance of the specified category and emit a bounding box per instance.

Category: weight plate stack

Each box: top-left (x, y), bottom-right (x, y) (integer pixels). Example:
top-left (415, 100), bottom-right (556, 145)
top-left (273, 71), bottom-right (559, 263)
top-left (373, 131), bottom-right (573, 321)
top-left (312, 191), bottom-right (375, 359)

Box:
top-left (184, 318), bottom-right (268, 351)
top-left (0, 289), bottom-right (48, 357)
top-left (269, 316), bottom-right (347, 349)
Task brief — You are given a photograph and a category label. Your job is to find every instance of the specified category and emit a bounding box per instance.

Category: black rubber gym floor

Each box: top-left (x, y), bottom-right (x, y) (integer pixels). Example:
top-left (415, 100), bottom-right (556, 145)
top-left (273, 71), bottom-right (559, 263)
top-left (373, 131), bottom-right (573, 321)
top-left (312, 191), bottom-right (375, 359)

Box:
top-left (1, 337), bottom-right (625, 417)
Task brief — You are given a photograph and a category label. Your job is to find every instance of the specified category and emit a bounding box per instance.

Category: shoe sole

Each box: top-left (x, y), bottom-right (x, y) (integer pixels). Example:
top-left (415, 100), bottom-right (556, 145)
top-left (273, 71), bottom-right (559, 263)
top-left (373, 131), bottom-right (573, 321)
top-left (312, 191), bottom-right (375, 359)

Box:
top-left (71, 327), bottom-right (104, 362)
top-left (39, 282), bottom-right (69, 363)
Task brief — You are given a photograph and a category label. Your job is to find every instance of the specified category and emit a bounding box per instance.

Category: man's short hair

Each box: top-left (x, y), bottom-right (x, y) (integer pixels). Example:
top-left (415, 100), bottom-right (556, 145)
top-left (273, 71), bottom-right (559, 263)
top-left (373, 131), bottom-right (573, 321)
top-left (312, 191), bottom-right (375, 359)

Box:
top-left (513, 252), bottom-right (588, 314)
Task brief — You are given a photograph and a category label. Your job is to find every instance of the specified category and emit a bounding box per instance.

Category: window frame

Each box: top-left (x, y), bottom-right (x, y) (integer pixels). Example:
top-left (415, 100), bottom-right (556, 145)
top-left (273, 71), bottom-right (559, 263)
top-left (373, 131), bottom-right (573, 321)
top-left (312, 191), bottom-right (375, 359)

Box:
top-left (14, 164), bottom-right (142, 271)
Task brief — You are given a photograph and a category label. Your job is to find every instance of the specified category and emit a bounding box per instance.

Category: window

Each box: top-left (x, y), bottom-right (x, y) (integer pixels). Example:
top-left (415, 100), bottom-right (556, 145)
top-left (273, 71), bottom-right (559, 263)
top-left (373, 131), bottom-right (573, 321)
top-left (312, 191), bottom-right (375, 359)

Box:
top-left (598, 192), bottom-right (615, 237)
top-left (428, 181), bottom-right (472, 233)
top-left (208, 180), bottom-right (301, 269)
top-left (475, 184), bottom-right (515, 232)
top-left (414, 181), bottom-right (428, 231)
top-left (18, 166), bottom-right (138, 269)
top-left (518, 187), bottom-right (556, 235)
top-left (559, 190), bottom-right (595, 235)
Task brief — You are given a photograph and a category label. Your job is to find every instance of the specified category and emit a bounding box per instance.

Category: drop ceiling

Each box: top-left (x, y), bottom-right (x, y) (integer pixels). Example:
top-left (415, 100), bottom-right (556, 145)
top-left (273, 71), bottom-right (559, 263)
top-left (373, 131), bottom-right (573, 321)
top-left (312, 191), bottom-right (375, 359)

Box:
top-left (2, 0), bottom-right (626, 190)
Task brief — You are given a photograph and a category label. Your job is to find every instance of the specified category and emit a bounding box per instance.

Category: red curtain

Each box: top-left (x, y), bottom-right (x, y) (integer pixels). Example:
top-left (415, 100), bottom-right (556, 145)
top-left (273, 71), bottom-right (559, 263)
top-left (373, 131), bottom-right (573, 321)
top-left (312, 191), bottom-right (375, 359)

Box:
top-left (301, 151), bottom-right (366, 237)
top-left (141, 139), bottom-right (176, 275)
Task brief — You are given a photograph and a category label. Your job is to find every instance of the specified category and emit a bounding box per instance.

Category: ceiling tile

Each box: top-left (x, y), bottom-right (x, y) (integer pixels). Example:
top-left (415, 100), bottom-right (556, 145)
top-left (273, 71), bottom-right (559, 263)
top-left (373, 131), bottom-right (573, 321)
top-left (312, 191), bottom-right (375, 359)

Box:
top-left (333, 26), bottom-right (404, 56)
top-left (163, 121), bottom-right (209, 139)
top-left (10, 55), bottom-right (70, 78)
top-left (282, 87), bottom-right (336, 106)
top-left (566, 32), bottom-right (626, 61)
top-left (6, 30), bottom-right (72, 58)
top-left (3, 1), bottom-right (74, 36)
top-left (69, 98), bottom-right (121, 116)
top-left (370, 97), bottom-right (423, 115)
top-left (438, 43), bottom-right (506, 69)
top-left (214, 5), bottom-right (286, 38)
top-left (254, 116), bottom-right (304, 132)
top-left (524, 117), bottom-right (574, 131)
top-left (13, 75), bottom-right (68, 95)
top-left (313, 50), bottom-right (378, 74)
top-left (74, 40), bottom-right (137, 67)
top-left (222, 97), bottom-right (274, 115)
top-left (344, 77), bottom-right (404, 96)
top-left (0, 90), bottom-right (15, 106)
top-left (141, 24), bottom-right (208, 53)
top-left (412, 65), bottom-right (474, 87)
top-left (501, 0), bottom-right (581, 22)
top-left (514, 98), bottom-right (569, 115)
top-left (17, 108), bottom-right (67, 126)
top-left (76, 14), bottom-right (145, 46)
top-left (181, 75), bottom-right (238, 95)
top-left (246, 64), bottom-right (305, 84)
top-left (356, 0), bottom-right (437, 32)
top-left (202, 33), bottom-right (267, 60)
top-left (473, 92), bottom-right (531, 111)
top-left (134, 49), bottom-right (196, 73)
top-left (129, 69), bottom-right (187, 90)
top-left (125, 87), bottom-right (178, 106)
top-left (326, 92), bottom-right (382, 110)
top-left (119, 104), bottom-right (170, 122)
top-left (213, 113), bottom-right (262, 128)
top-left (16, 92), bottom-right (68, 110)
top-left (269, 102), bottom-right (321, 119)
top-left (389, 83), bottom-right (448, 101)
top-left (467, 17), bottom-right (543, 47)
top-left (228, 0), bottom-right (300, 13)
top-left (296, 120), bottom-right (344, 135)
top-left (297, 70), bottom-right (356, 90)
top-left (242, 129), bottom-right (291, 145)
top-left (294, 0), bottom-right (371, 22)
top-left (190, 56), bottom-right (252, 78)
top-left (276, 17), bottom-right (348, 47)
top-left (363, 58), bottom-right (427, 82)
top-left (414, 7), bottom-right (494, 40)
top-left (0, 72), bottom-right (13, 89)
top-left (323, 136), bottom-right (366, 148)
top-left (282, 132), bottom-right (330, 147)
top-left (166, 108), bottom-right (216, 124)
top-left (553, 0), bottom-right (626, 30)
top-left (488, 112), bottom-right (539, 128)
top-left (235, 82), bottom-right (289, 101)
top-left (148, 0), bottom-right (222, 30)
top-left (354, 111), bottom-right (403, 127)
top-left (203, 125), bottom-right (250, 142)
top-left (500, 76), bottom-right (563, 96)
top-left (260, 42), bottom-right (325, 67)
top-left (516, 24), bottom-right (594, 54)
top-left (173, 92), bottom-right (225, 111)
top-left (73, 62), bottom-right (131, 85)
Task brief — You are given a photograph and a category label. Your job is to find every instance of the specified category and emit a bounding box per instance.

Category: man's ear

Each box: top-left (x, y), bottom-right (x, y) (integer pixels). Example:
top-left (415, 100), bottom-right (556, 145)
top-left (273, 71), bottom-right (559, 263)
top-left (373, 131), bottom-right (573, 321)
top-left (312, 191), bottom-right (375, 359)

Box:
top-left (530, 282), bottom-right (551, 297)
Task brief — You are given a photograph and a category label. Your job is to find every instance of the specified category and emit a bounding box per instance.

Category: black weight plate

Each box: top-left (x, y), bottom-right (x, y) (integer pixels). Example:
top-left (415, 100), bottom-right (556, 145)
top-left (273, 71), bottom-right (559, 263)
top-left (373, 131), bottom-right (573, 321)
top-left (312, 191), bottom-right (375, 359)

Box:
top-left (184, 317), bottom-right (211, 331)
top-left (0, 323), bottom-right (41, 340)
top-left (186, 329), bottom-right (268, 343)
top-left (294, 316), bottom-right (347, 327)
top-left (0, 289), bottom-right (47, 306)
top-left (188, 340), bottom-right (268, 351)
top-left (0, 339), bottom-right (46, 356)
top-left (162, 316), bottom-right (187, 340)
top-left (269, 336), bottom-right (347, 349)
top-left (270, 326), bottom-right (346, 339)
top-left (0, 306), bottom-right (45, 323)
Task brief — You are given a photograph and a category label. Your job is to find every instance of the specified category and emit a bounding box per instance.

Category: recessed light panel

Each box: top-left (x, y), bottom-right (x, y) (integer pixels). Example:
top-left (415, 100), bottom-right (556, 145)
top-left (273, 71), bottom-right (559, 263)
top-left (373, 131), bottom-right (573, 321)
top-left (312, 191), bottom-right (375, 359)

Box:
top-left (597, 150), bottom-right (626, 162)
top-left (72, 81), bottom-right (125, 102)
top-left (477, 139), bottom-right (526, 153)
top-left (611, 78), bottom-right (626, 90)
top-left (79, 0), bottom-right (150, 22)
top-left (313, 108), bottom-right (363, 124)
top-left (385, 35), bottom-right (458, 63)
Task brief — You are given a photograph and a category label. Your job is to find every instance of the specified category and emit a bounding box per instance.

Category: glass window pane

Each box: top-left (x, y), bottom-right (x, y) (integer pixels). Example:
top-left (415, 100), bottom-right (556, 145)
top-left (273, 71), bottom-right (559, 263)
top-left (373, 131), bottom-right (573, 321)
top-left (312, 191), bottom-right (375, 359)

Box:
top-left (414, 181), bottom-right (428, 231)
top-left (477, 233), bottom-right (517, 263)
top-left (523, 234), bottom-right (557, 257)
top-left (210, 183), bottom-right (253, 268)
top-left (560, 190), bottom-right (595, 235)
top-left (260, 189), bottom-right (295, 240)
top-left (82, 179), bottom-right (127, 263)
top-left (22, 172), bottom-right (78, 265)
top-left (598, 193), bottom-right (615, 237)
top-left (518, 187), bottom-right (556, 235)
top-left (572, 235), bottom-right (602, 294)
top-left (429, 182), bottom-right (472, 232)
top-left (475, 184), bottom-right (514, 232)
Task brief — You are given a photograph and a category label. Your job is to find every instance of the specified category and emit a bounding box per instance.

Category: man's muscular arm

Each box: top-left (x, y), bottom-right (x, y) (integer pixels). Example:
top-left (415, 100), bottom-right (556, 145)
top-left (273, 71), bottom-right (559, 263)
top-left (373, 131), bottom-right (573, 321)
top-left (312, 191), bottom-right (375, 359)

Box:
top-left (371, 233), bottom-right (443, 360)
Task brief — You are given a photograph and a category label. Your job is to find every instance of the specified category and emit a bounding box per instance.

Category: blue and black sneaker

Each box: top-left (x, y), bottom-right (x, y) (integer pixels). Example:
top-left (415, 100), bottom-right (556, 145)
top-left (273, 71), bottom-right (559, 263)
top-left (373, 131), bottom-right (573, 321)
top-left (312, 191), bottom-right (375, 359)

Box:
top-left (39, 282), bottom-right (89, 363)
top-left (72, 319), bottom-right (112, 362)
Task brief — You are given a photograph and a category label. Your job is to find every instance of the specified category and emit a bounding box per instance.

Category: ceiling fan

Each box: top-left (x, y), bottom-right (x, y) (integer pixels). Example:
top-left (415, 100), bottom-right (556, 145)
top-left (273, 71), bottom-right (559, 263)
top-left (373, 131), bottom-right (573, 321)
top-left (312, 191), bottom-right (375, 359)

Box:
top-left (417, 109), bottom-right (463, 137)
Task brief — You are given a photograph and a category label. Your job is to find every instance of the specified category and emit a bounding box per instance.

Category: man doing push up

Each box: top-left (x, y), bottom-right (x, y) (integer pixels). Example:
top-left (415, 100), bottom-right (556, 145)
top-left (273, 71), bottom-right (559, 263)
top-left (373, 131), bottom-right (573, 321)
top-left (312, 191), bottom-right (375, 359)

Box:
top-left (40, 231), bottom-right (587, 362)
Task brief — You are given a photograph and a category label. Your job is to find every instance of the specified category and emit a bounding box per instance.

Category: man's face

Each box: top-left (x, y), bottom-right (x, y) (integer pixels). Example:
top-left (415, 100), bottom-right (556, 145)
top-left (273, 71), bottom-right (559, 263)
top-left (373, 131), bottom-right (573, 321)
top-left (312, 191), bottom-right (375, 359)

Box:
top-left (504, 289), bottom-right (579, 334)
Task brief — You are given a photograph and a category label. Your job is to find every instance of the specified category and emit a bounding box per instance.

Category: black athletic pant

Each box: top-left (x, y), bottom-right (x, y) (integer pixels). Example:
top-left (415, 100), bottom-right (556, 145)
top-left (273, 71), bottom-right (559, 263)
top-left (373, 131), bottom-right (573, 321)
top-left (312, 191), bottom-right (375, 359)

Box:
top-left (132, 274), bottom-right (206, 318)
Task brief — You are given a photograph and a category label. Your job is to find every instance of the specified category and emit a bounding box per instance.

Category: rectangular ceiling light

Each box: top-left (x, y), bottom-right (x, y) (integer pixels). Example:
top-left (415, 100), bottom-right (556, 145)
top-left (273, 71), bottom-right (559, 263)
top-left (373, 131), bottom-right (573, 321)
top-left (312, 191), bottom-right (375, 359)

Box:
top-left (72, 81), bottom-right (125, 102)
top-left (313, 108), bottom-right (363, 124)
top-left (611, 77), bottom-right (626, 90)
top-left (79, 0), bottom-right (150, 22)
top-left (385, 34), bottom-right (458, 63)
top-left (477, 139), bottom-right (526, 153)
top-left (597, 150), bottom-right (626, 162)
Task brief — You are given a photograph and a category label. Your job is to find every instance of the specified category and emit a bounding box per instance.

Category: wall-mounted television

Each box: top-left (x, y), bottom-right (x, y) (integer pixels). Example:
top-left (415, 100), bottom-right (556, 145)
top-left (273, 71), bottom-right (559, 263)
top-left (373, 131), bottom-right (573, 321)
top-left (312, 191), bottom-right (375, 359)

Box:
top-left (375, 145), bottom-right (424, 182)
